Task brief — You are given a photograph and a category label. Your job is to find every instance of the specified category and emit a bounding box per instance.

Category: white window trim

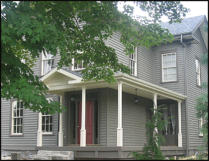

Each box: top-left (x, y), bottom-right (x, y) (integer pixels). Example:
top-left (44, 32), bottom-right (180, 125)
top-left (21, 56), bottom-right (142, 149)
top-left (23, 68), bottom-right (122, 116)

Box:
top-left (195, 59), bottom-right (201, 86)
top-left (129, 47), bottom-right (137, 76)
top-left (71, 58), bottom-right (85, 71)
top-left (11, 101), bottom-right (23, 135)
top-left (41, 51), bottom-right (55, 76)
top-left (41, 98), bottom-right (53, 135)
top-left (199, 117), bottom-right (204, 137)
top-left (71, 50), bottom-right (85, 71)
top-left (161, 53), bottom-right (177, 82)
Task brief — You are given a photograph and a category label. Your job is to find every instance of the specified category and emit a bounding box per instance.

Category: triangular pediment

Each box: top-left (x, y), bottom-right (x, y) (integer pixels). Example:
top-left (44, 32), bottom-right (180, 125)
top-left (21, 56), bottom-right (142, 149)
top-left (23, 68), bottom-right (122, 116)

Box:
top-left (40, 68), bottom-right (82, 89)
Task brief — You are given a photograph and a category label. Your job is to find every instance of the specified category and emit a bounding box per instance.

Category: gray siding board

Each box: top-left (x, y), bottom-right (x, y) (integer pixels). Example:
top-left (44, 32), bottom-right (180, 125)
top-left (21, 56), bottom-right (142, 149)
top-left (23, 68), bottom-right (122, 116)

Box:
top-left (107, 32), bottom-right (129, 67)
top-left (1, 99), bottom-right (38, 147)
top-left (97, 89), bottom-right (107, 145)
top-left (185, 29), bottom-right (207, 150)
top-left (137, 46), bottom-right (153, 83)
top-left (106, 88), bottom-right (148, 147)
top-left (152, 42), bottom-right (186, 95)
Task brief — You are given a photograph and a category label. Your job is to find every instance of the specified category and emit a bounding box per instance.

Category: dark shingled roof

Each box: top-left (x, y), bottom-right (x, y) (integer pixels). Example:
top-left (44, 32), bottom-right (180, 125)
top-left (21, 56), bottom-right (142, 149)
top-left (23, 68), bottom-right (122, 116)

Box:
top-left (61, 67), bottom-right (82, 77)
top-left (160, 15), bottom-right (205, 35)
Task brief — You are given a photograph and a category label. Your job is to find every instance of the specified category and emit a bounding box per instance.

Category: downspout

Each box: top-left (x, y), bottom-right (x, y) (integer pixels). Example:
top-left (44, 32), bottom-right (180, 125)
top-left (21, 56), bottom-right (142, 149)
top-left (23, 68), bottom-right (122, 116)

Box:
top-left (180, 34), bottom-right (189, 156)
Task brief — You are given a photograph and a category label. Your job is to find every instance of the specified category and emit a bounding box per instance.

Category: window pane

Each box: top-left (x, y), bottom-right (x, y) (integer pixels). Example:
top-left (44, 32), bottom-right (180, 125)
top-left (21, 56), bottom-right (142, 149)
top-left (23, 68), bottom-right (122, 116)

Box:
top-left (46, 124), bottom-right (49, 132)
top-left (20, 109), bottom-right (23, 117)
top-left (46, 116), bottom-right (49, 124)
top-left (42, 117), bottom-right (45, 125)
top-left (50, 124), bottom-right (52, 132)
top-left (14, 125), bottom-right (16, 133)
top-left (50, 116), bottom-right (52, 124)
top-left (17, 109), bottom-right (19, 117)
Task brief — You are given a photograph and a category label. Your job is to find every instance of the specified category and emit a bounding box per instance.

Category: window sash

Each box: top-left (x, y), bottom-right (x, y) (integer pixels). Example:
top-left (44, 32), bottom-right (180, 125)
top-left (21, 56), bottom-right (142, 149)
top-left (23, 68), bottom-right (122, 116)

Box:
top-left (195, 59), bottom-right (201, 86)
top-left (42, 52), bottom-right (55, 75)
top-left (12, 101), bottom-right (23, 135)
top-left (162, 53), bottom-right (177, 82)
top-left (129, 48), bottom-right (137, 76)
top-left (41, 98), bottom-right (53, 134)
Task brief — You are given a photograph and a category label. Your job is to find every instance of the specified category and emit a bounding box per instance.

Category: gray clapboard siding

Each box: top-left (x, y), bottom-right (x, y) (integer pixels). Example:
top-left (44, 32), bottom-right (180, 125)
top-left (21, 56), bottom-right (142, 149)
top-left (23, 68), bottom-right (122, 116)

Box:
top-left (1, 99), bottom-right (38, 148)
top-left (106, 88), bottom-right (148, 147)
top-left (107, 32), bottom-right (129, 67)
top-left (97, 88), bottom-right (108, 145)
top-left (137, 46), bottom-right (153, 83)
top-left (185, 28), bottom-right (207, 150)
top-left (152, 42), bottom-right (186, 95)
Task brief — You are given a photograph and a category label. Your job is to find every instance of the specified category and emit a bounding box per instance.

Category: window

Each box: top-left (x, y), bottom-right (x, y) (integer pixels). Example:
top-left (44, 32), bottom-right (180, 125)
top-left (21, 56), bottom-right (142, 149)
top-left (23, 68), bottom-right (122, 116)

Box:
top-left (42, 98), bottom-right (53, 134)
top-left (129, 48), bottom-right (137, 76)
top-left (72, 51), bottom-right (85, 71)
top-left (72, 58), bottom-right (84, 71)
top-left (162, 53), bottom-right (177, 82)
top-left (42, 112), bottom-right (52, 134)
top-left (198, 117), bottom-right (203, 136)
top-left (195, 59), bottom-right (201, 86)
top-left (42, 51), bottom-right (55, 75)
top-left (11, 101), bottom-right (23, 135)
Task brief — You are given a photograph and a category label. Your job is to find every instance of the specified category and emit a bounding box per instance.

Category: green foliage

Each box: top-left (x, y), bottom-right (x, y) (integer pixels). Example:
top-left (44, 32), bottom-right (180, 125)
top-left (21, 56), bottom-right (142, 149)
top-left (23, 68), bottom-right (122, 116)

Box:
top-left (132, 108), bottom-right (166, 160)
top-left (1, 1), bottom-right (188, 113)
top-left (196, 53), bottom-right (208, 150)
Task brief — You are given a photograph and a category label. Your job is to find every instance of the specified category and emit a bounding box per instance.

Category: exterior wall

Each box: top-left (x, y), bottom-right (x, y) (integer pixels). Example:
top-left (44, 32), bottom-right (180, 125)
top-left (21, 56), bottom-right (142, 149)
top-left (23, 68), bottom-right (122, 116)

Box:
top-left (137, 46), bottom-right (153, 83)
top-left (185, 28), bottom-right (207, 151)
top-left (1, 99), bottom-right (38, 150)
top-left (106, 32), bottom-right (129, 67)
top-left (152, 42), bottom-right (186, 95)
top-left (106, 88), bottom-right (152, 146)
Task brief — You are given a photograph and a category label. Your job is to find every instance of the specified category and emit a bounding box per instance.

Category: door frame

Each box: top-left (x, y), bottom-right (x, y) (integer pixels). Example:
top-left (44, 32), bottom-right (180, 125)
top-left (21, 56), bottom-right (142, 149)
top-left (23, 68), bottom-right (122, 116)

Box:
top-left (75, 99), bottom-right (98, 145)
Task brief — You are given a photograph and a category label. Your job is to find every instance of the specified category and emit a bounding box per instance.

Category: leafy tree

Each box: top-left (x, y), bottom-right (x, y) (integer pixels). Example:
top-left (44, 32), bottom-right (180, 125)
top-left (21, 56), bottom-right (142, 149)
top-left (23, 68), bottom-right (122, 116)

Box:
top-left (132, 107), bottom-right (167, 160)
top-left (196, 53), bottom-right (208, 147)
top-left (1, 1), bottom-right (189, 113)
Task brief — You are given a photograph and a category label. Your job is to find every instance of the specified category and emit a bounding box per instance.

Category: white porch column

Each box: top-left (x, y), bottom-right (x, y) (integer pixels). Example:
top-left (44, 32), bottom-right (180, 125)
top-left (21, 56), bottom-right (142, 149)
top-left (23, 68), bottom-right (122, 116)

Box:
top-left (58, 95), bottom-right (64, 147)
top-left (80, 86), bottom-right (86, 147)
top-left (37, 112), bottom-right (42, 147)
top-left (178, 100), bottom-right (183, 147)
top-left (117, 81), bottom-right (123, 147)
top-left (153, 93), bottom-right (158, 134)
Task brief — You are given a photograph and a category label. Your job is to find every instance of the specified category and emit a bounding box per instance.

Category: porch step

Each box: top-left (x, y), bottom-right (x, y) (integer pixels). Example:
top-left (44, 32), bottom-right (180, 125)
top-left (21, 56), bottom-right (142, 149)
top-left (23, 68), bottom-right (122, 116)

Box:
top-left (34, 150), bottom-right (74, 160)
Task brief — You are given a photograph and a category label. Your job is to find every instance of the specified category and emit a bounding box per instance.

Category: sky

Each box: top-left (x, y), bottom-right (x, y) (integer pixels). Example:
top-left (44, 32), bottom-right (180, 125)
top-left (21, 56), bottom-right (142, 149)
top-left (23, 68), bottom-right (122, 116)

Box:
top-left (117, 1), bottom-right (208, 22)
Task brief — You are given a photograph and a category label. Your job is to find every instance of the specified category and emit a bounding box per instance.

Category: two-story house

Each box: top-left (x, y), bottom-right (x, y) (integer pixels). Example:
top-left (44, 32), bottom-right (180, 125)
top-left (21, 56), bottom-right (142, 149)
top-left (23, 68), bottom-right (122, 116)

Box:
top-left (1, 15), bottom-right (208, 159)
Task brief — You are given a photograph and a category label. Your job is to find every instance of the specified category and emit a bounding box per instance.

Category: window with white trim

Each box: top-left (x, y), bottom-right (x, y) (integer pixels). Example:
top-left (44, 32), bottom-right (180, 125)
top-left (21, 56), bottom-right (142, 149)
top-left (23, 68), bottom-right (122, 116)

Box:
top-left (42, 112), bottom-right (52, 134)
top-left (162, 53), bottom-right (177, 82)
top-left (195, 59), bottom-right (201, 86)
top-left (129, 48), bottom-right (137, 76)
top-left (11, 101), bottom-right (23, 135)
top-left (42, 52), bottom-right (55, 75)
top-left (42, 98), bottom-right (53, 134)
top-left (198, 117), bottom-right (203, 136)
top-left (72, 51), bottom-right (85, 71)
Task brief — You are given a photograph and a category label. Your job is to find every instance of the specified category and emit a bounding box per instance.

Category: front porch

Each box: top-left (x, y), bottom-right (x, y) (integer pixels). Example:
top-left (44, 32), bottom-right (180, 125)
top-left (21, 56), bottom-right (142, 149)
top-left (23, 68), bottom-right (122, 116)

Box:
top-left (37, 145), bottom-right (186, 159)
top-left (38, 68), bottom-right (187, 158)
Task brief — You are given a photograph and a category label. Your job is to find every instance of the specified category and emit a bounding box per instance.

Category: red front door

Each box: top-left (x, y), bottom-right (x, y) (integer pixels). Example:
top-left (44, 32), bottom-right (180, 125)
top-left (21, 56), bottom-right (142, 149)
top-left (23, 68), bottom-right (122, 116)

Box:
top-left (77, 101), bottom-right (94, 144)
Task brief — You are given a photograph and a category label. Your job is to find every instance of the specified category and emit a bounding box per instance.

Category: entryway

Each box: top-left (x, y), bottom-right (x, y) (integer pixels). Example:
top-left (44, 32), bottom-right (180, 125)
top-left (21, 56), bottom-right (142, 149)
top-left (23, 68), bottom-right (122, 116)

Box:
top-left (66, 98), bottom-right (98, 145)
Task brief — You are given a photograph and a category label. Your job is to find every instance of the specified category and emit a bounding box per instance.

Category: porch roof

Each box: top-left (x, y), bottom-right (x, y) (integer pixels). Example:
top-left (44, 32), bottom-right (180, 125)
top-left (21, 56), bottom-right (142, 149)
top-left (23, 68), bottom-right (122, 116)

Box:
top-left (40, 68), bottom-right (187, 101)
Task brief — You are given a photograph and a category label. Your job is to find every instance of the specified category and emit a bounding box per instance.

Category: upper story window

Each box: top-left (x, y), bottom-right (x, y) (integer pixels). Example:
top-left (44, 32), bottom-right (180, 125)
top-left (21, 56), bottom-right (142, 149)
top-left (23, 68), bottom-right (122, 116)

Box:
top-left (72, 51), bottom-right (85, 71)
top-left (42, 52), bottom-right (55, 75)
top-left (195, 59), bottom-right (201, 86)
top-left (129, 48), bottom-right (137, 76)
top-left (11, 101), bottom-right (23, 135)
top-left (162, 53), bottom-right (177, 82)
